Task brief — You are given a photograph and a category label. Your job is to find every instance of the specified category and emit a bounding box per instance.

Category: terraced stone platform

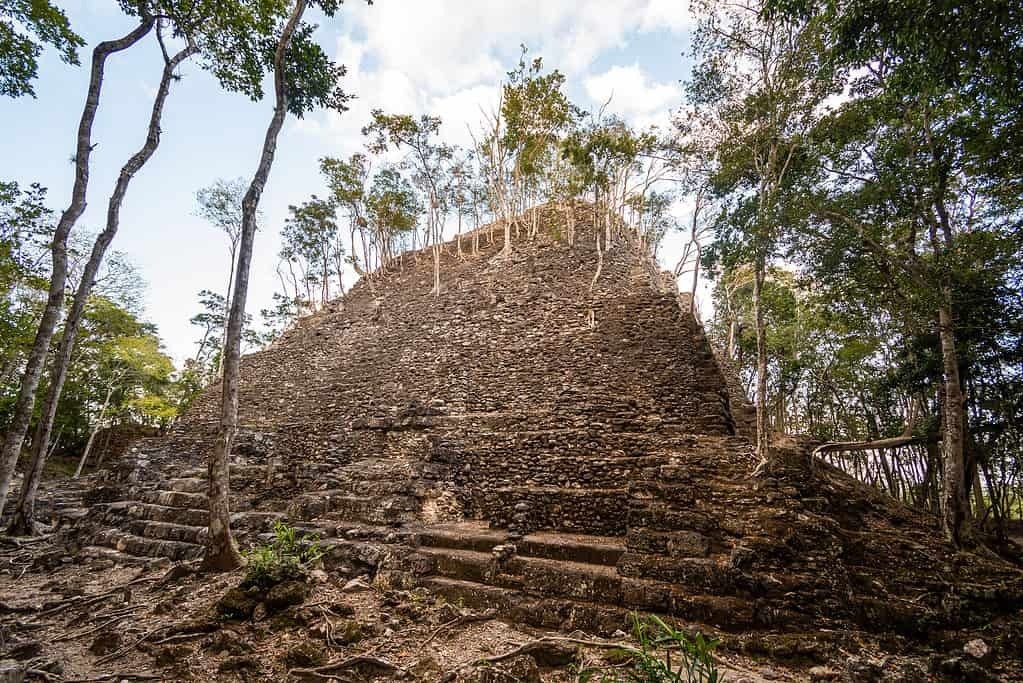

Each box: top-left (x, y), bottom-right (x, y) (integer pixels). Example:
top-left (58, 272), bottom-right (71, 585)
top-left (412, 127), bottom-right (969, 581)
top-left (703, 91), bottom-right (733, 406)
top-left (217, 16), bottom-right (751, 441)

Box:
top-left (54, 204), bottom-right (1023, 644)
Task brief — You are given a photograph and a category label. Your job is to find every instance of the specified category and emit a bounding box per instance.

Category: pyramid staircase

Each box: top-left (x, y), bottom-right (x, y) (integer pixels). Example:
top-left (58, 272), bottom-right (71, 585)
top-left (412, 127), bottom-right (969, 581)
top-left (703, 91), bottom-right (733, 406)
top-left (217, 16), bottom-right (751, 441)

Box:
top-left (40, 204), bottom-right (1021, 645)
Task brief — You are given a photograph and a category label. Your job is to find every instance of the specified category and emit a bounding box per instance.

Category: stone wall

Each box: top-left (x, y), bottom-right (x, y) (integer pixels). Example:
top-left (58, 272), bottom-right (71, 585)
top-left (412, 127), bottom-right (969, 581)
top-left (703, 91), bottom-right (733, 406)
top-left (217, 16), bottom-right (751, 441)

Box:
top-left (138, 203), bottom-right (742, 531)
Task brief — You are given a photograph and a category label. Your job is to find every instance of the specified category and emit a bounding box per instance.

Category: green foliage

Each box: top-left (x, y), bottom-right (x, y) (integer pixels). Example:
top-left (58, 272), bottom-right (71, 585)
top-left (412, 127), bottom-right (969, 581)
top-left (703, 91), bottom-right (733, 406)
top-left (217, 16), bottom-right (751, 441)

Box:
top-left (196, 177), bottom-right (252, 246)
top-left (579, 615), bottom-right (722, 683)
top-left (258, 291), bottom-right (302, 344)
top-left (1, 180), bottom-right (181, 452)
top-left (320, 153), bottom-right (370, 220)
top-left (0, 181), bottom-right (52, 384)
top-left (179, 288), bottom-right (262, 408)
top-left (363, 110), bottom-right (454, 208)
top-left (502, 46), bottom-right (578, 181)
top-left (279, 194), bottom-right (341, 308)
top-left (366, 167), bottom-right (421, 239)
top-left (0, 0), bottom-right (84, 97)
top-left (242, 521), bottom-right (323, 589)
top-left (192, 0), bottom-right (352, 117)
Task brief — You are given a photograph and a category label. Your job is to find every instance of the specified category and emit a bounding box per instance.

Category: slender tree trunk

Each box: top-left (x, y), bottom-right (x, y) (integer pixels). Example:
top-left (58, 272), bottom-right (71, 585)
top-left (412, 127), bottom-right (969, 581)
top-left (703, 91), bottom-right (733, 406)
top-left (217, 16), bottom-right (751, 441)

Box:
top-left (456, 201), bottom-right (463, 255)
top-left (727, 316), bottom-right (738, 360)
top-left (94, 425), bottom-right (115, 470)
top-left (204, 0), bottom-right (306, 571)
top-left (972, 467), bottom-right (985, 519)
top-left (217, 245), bottom-right (238, 375)
top-left (938, 301), bottom-right (968, 546)
top-left (434, 203), bottom-right (442, 295)
top-left (74, 383), bottom-right (115, 478)
top-left (752, 256), bottom-right (770, 470)
top-left (8, 37), bottom-right (194, 535)
top-left (0, 16), bottom-right (154, 515)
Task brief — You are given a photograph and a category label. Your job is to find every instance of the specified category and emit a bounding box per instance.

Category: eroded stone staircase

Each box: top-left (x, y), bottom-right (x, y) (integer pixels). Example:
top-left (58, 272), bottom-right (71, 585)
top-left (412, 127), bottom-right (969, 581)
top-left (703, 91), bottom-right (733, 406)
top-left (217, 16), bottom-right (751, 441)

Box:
top-left (77, 462), bottom-right (284, 564)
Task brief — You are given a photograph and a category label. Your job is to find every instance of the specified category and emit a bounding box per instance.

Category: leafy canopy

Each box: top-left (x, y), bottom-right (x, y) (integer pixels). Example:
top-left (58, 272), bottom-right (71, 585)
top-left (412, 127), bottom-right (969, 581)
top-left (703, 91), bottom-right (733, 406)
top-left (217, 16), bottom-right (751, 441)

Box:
top-left (0, 0), bottom-right (83, 97)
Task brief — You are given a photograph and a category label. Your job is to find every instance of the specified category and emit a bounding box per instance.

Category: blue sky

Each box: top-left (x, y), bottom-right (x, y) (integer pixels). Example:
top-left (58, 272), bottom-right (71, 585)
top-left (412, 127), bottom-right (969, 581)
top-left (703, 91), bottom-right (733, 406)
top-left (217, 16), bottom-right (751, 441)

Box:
top-left (1, 0), bottom-right (699, 363)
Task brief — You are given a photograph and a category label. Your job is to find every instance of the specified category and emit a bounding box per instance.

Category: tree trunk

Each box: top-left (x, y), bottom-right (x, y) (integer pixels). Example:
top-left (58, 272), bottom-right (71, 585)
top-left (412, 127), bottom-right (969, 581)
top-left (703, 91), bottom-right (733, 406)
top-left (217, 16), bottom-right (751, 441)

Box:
top-left (971, 467), bottom-right (985, 520)
top-left (204, 0), bottom-right (306, 572)
top-left (430, 199), bottom-right (441, 295)
top-left (0, 15), bottom-right (154, 515)
top-left (74, 425), bottom-right (101, 479)
top-left (751, 257), bottom-right (770, 470)
top-left (726, 317), bottom-right (737, 360)
top-left (93, 426), bottom-right (115, 470)
top-left (217, 245), bottom-right (237, 375)
top-left (937, 302), bottom-right (968, 546)
top-left (74, 382), bottom-right (115, 479)
top-left (7, 37), bottom-right (195, 536)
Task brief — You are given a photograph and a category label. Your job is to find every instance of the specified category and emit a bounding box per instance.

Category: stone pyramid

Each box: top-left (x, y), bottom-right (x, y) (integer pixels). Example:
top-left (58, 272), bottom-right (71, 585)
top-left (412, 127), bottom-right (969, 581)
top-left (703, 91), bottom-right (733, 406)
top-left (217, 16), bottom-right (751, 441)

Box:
top-left (72, 204), bottom-right (1022, 653)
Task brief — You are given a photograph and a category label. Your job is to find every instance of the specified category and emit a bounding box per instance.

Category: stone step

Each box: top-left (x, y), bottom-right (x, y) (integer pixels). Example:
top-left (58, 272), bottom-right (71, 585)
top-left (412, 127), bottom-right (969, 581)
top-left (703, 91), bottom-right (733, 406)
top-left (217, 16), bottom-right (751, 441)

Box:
top-left (166, 477), bottom-right (206, 493)
top-left (232, 510), bottom-right (289, 533)
top-left (333, 520), bottom-right (413, 543)
top-left (434, 429), bottom-right (742, 459)
top-left (420, 569), bottom-right (757, 631)
top-left (418, 524), bottom-right (624, 566)
top-left (138, 489), bottom-right (208, 510)
top-left (105, 501), bottom-right (208, 527)
top-left (320, 494), bottom-right (420, 526)
top-left (520, 530), bottom-right (625, 566)
top-left (127, 519), bottom-right (207, 544)
top-left (78, 545), bottom-right (158, 567)
top-left (415, 547), bottom-right (623, 604)
top-left (52, 506), bottom-right (91, 525)
top-left (179, 464), bottom-right (271, 479)
top-left (616, 552), bottom-right (746, 594)
top-left (93, 529), bottom-right (203, 562)
top-left (419, 576), bottom-right (518, 612)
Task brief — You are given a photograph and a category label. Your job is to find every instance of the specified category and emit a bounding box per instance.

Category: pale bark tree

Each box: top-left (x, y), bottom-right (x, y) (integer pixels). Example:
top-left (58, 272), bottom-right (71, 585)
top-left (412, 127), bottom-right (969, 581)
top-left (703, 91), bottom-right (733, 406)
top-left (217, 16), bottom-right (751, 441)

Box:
top-left (7, 24), bottom-right (197, 535)
top-left (0, 12), bottom-right (155, 515)
top-left (204, 0), bottom-right (309, 571)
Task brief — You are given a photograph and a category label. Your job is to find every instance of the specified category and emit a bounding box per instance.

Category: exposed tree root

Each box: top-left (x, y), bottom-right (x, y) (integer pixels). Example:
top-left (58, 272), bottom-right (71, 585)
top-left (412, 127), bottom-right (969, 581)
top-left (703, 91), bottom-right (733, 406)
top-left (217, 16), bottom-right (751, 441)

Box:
top-left (479, 635), bottom-right (626, 664)
top-left (421, 608), bottom-right (497, 648)
top-left (95, 626), bottom-right (168, 665)
top-left (288, 654), bottom-right (408, 679)
top-left (64, 674), bottom-right (162, 682)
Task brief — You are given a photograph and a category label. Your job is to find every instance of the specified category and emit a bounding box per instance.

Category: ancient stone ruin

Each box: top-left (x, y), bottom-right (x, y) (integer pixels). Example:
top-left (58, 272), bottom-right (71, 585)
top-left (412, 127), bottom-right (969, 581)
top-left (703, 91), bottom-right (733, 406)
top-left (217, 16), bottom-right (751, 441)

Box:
top-left (64, 204), bottom-right (1022, 655)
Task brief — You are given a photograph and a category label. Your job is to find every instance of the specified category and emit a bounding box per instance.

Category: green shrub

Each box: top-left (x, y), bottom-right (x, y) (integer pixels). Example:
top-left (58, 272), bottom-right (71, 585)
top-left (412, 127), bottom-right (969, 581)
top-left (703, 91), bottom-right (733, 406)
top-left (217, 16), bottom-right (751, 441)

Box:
top-left (579, 615), bottom-right (723, 683)
top-left (242, 521), bottom-right (323, 589)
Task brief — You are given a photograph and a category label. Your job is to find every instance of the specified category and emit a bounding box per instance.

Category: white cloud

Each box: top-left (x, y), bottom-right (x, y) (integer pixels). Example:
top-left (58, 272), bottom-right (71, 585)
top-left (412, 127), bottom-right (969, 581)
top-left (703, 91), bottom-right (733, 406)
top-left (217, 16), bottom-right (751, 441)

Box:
top-left (340, 0), bottom-right (694, 93)
top-left (298, 1), bottom-right (695, 154)
top-left (430, 84), bottom-right (502, 149)
top-left (583, 63), bottom-right (680, 129)
top-left (640, 0), bottom-right (698, 32)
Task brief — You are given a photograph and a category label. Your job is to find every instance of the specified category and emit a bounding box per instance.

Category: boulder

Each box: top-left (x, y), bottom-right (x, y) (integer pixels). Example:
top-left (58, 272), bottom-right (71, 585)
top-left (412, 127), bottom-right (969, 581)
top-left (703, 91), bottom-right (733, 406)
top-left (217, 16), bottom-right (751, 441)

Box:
top-left (266, 580), bottom-right (310, 611)
top-left (217, 587), bottom-right (257, 620)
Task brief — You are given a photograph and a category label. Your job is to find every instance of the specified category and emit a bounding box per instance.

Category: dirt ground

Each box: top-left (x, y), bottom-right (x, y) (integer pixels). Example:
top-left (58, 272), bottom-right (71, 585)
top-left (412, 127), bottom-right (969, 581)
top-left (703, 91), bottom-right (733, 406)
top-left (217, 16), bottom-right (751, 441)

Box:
top-left (0, 535), bottom-right (1015, 682)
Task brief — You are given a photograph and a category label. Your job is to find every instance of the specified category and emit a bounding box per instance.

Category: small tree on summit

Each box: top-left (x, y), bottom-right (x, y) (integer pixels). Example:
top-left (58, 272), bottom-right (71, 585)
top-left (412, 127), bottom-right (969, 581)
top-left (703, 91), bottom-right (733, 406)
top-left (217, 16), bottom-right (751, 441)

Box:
top-left (365, 167), bottom-right (422, 266)
top-left (279, 195), bottom-right (342, 310)
top-left (363, 111), bottom-right (453, 295)
top-left (501, 48), bottom-right (577, 242)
